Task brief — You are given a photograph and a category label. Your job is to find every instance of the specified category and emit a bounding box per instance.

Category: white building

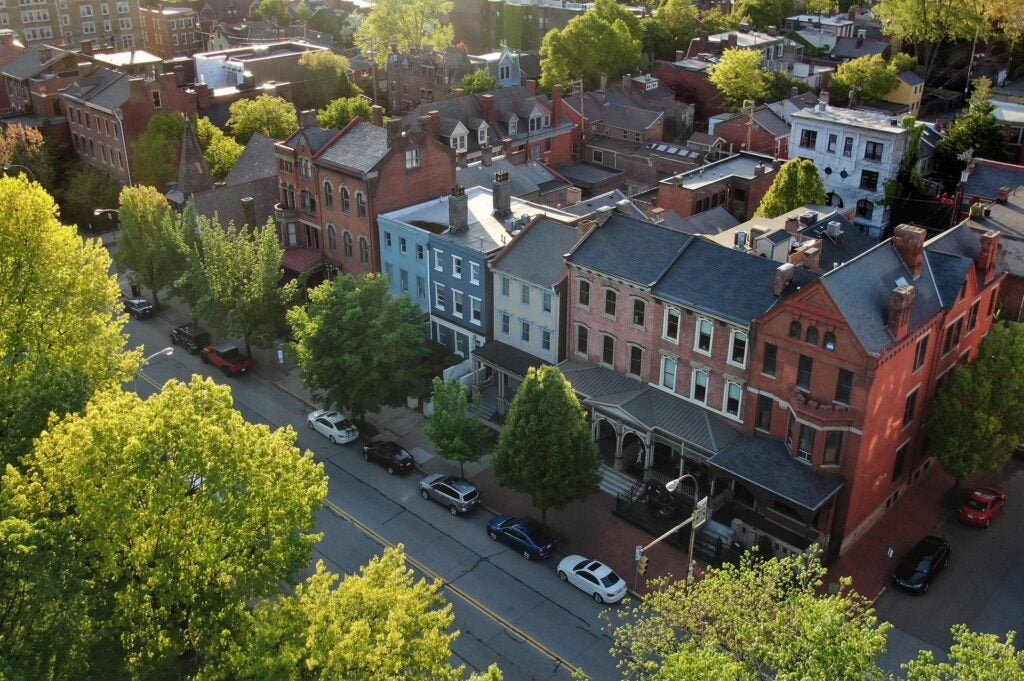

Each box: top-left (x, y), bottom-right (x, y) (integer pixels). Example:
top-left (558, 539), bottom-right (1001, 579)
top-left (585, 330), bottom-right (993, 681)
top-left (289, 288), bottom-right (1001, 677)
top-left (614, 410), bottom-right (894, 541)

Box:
top-left (789, 101), bottom-right (909, 237)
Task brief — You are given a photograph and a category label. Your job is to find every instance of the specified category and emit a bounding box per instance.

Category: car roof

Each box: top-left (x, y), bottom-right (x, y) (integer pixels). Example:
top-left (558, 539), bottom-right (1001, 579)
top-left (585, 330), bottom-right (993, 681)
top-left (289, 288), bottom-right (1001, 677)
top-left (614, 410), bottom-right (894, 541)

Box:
top-left (972, 487), bottom-right (1001, 500)
top-left (127, 298), bottom-right (150, 304)
top-left (915, 536), bottom-right (948, 551)
top-left (214, 343), bottom-right (240, 352)
top-left (448, 478), bottom-right (476, 492)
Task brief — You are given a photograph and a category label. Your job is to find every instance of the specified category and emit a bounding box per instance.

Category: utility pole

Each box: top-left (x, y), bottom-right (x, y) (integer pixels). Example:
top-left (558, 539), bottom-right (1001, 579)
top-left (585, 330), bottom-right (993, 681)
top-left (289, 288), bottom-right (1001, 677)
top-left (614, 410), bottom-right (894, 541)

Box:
top-left (742, 99), bottom-right (755, 152)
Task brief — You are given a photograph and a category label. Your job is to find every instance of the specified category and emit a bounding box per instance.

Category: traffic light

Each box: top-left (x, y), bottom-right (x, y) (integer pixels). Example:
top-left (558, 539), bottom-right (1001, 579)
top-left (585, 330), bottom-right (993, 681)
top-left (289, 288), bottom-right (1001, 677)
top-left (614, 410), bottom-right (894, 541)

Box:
top-left (638, 553), bottom-right (649, 575)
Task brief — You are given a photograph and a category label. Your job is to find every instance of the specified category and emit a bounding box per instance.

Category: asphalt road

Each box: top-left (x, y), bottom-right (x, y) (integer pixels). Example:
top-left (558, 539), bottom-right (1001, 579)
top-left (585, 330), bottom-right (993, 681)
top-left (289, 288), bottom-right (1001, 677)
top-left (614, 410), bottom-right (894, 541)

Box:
top-left (127, 316), bottom-right (621, 681)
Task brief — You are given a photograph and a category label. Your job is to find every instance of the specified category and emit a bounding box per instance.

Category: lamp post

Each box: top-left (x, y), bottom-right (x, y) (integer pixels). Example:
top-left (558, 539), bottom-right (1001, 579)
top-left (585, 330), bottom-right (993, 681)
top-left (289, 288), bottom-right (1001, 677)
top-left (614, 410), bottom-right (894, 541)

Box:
top-left (2, 163), bottom-right (36, 181)
top-left (135, 346), bottom-right (173, 392)
top-left (634, 473), bottom-right (709, 587)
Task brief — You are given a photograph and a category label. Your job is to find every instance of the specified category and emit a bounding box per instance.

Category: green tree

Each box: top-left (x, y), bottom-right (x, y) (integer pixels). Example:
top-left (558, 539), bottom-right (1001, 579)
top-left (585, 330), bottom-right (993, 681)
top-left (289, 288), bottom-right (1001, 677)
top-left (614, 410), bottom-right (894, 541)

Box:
top-left (540, 7), bottom-right (643, 92)
top-left (203, 127), bottom-right (245, 181)
top-left (904, 625), bottom-right (1024, 680)
top-left (297, 50), bottom-right (358, 110)
top-left (453, 68), bottom-right (501, 94)
top-left (700, 6), bottom-right (742, 34)
top-left (60, 161), bottom-right (121, 230)
top-left (492, 365), bottom-right (600, 526)
top-left (650, 0), bottom-right (699, 56)
top-left (113, 185), bottom-right (180, 308)
top-left (755, 158), bottom-right (827, 218)
top-left (936, 77), bottom-right (1012, 189)
top-left (0, 123), bottom-right (58, 190)
top-left (708, 47), bottom-right (771, 111)
top-left (0, 378), bottom-right (326, 676)
top-left (202, 549), bottom-right (503, 681)
top-left (831, 54), bottom-right (903, 101)
top-left (253, 0), bottom-right (291, 25)
top-left (424, 377), bottom-right (492, 479)
top-left (873, 0), bottom-right (986, 79)
top-left (609, 549), bottom-right (891, 680)
top-left (317, 96), bottom-right (374, 129)
top-left (227, 94), bottom-right (299, 144)
top-left (732, 0), bottom-right (795, 31)
top-left (288, 274), bottom-right (431, 420)
top-left (133, 113), bottom-right (243, 187)
top-left (0, 176), bottom-right (138, 468)
top-left (191, 216), bottom-right (296, 359)
top-left (355, 0), bottom-right (454, 68)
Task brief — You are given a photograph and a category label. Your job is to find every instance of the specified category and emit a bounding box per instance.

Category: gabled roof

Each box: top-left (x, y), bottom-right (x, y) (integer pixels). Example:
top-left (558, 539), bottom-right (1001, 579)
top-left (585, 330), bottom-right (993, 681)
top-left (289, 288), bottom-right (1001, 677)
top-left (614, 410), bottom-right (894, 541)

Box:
top-left (963, 159), bottom-right (1024, 200)
top-left (192, 175), bottom-right (278, 230)
top-left (566, 212), bottom-right (691, 287)
top-left (61, 67), bottom-right (127, 108)
top-left (560, 189), bottom-right (633, 216)
top-left (282, 125), bottom-right (338, 154)
top-left (563, 92), bottom-right (663, 132)
top-left (830, 36), bottom-right (888, 59)
top-left (490, 217), bottom-right (580, 287)
top-left (316, 120), bottom-right (389, 173)
top-left (224, 133), bottom-right (278, 185)
top-left (1, 44), bottom-right (76, 80)
top-left (898, 70), bottom-right (924, 86)
top-left (660, 206), bottom-right (739, 235)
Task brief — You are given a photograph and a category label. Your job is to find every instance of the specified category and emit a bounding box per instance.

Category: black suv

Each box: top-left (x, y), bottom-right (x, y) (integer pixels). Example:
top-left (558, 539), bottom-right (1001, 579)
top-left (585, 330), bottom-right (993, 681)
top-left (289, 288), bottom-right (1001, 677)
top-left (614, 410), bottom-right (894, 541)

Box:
top-left (169, 324), bottom-right (211, 354)
top-left (122, 297), bottom-right (155, 320)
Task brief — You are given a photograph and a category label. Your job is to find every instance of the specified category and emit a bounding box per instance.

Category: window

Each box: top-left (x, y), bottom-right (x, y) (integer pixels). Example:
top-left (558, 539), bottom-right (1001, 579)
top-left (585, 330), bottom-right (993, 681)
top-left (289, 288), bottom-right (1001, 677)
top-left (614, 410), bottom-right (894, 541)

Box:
top-left (604, 289), bottom-right (616, 316)
top-left (835, 369), bottom-right (853, 404)
top-left (823, 331), bottom-right (836, 351)
top-left (692, 369), bottom-right (708, 403)
top-left (903, 388), bottom-right (918, 427)
top-left (967, 301), bottom-right (980, 331)
top-left (664, 307), bottom-right (680, 341)
top-left (478, 126), bottom-right (487, 145)
top-left (453, 291), bottom-right (464, 317)
top-left (520, 283), bottom-right (530, 305)
top-left (856, 199), bottom-right (874, 219)
top-left (797, 424), bottom-right (816, 462)
top-left (592, 149), bottom-right (604, 164)
top-left (756, 394), bottom-right (773, 431)
top-left (470, 262), bottom-right (480, 284)
top-left (151, 91), bottom-right (161, 109)
top-left (399, 268), bottom-right (408, 293)
top-left (789, 320), bottom-right (801, 338)
top-left (913, 335), bottom-right (929, 372)
top-left (805, 326), bottom-right (818, 345)
top-left (323, 181), bottom-right (333, 208)
top-left (843, 137), bottom-right (854, 157)
top-left (433, 248), bottom-right (444, 272)
top-left (823, 431), bottom-right (842, 466)
top-left (827, 133), bottom-right (837, 153)
top-left (730, 331), bottom-right (747, 366)
top-left (328, 224), bottom-right (337, 251)
top-left (941, 318), bottom-right (963, 355)
top-left (541, 328), bottom-right (551, 350)
top-left (576, 325), bottom-right (588, 355)
top-left (405, 148), bottom-right (421, 169)
top-left (763, 342), bottom-right (777, 376)
top-left (628, 346), bottom-right (643, 377)
top-left (578, 280), bottom-right (590, 307)
top-left (452, 255), bottom-right (462, 278)
top-left (798, 129), bottom-right (817, 149)
top-left (340, 187), bottom-right (350, 212)
top-left (359, 237), bottom-right (369, 263)
top-left (343, 231), bottom-right (352, 257)
top-left (501, 312), bottom-right (510, 335)
top-left (893, 442), bottom-right (908, 481)
top-left (859, 170), bottom-right (879, 192)
top-left (661, 356), bottom-right (677, 390)
top-left (797, 355), bottom-right (813, 391)
top-left (470, 297), bottom-right (481, 324)
top-left (356, 192), bottom-right (366, 218)
top-left (500, 276), bottom-right (509, 297)
top-left (434, 283), bottom-right (446, 309)
top-left (450, 134), bottom-right (467, 150)
top-left (384, 231), bottom-right (392, 248)
top-left (520, 320), bottom-right (530, 341)
top-left (499, 64), bottom-right (511, 80)
top-left (416, 244), bottom-right (424, 260)
top-left (695, 317), bottom-right (712, 354)
top-left (864, 141), bottom-right (884, 161)
top-left (632, 299), bottom-right (645, 326)
top-left (601, 335), bottom-right (614, 365)
top-left (724, 382), bottom-right (741, 417)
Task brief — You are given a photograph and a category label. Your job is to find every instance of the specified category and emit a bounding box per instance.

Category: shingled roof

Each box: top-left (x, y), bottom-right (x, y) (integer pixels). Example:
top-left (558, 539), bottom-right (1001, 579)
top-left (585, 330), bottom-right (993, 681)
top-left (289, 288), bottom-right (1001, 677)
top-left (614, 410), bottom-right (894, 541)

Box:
top-left (316, 120), bottom-right (389, 174)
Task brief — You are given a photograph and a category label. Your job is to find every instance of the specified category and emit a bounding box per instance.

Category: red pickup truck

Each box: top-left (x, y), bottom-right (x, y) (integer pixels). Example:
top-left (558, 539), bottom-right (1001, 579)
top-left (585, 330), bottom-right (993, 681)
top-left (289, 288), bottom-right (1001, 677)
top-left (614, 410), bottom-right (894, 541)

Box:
top-left (200, 343), bottom-right (254, 376)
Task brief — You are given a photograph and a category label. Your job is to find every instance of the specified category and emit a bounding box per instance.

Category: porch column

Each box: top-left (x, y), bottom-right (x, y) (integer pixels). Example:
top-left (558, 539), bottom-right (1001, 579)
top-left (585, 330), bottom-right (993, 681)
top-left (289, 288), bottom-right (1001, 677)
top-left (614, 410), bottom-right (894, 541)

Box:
top-left (643, 430), bottom-right (656, 478)
top-left (613, 428), bottom-right (624, 471)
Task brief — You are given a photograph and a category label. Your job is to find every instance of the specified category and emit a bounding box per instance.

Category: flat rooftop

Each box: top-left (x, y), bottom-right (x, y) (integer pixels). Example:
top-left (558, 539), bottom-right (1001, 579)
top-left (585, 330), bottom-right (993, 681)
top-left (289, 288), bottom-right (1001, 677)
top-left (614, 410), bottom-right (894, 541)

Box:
top-left (665, 153), bottom-right (778, 191)
top-left (792, 104), bottom-right (907, 133)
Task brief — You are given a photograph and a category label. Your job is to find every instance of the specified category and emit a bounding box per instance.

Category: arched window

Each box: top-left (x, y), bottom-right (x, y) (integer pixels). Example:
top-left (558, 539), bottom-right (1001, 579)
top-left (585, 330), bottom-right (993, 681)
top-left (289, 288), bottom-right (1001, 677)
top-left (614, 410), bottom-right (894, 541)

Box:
top-left (823, 331), bottom-right (836, 351)
top-left (356, 191), bottom-right (367, 218)
top-left (805, 326), bottom-right (819, 345)
top-left (856, 199), bottom-right (874, 219)
top-left (788, 320), bottom-right (802, 339)
top-left (359, 236), bottom-right (369, 263)
top-left (343, 230), bottom-right (353, 257)
top-left (327, 224), bottom-right (337, 251)
top-left (340, 186), bottom-right (350, 213)
top-left (323, 180), bottom-right (333, 208)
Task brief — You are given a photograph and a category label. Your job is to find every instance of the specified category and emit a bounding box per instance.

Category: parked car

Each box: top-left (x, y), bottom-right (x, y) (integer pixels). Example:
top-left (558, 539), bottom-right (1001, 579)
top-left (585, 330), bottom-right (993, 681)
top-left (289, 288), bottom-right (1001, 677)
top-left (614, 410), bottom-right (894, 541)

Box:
top-left (169, 324), bottom-right (211, 354)
top-left (958, 486), bottom-right (1007, 527)
top-left (419, 474), bottom-right (480, 515)
top-left (306, 410), bottom-right (359, 445)
top-left (892, 536), bottom-right (951, 593)
top-left (200, 343), bottom-right (253, 376)
top-left (122, 297), bottom-right (155, 320)
top-left (362, 439), bottom-right (415, 474)
top-left (486, 515), bottom-right (555, 560)
top-left (557, 555), bottom-right (628, 604)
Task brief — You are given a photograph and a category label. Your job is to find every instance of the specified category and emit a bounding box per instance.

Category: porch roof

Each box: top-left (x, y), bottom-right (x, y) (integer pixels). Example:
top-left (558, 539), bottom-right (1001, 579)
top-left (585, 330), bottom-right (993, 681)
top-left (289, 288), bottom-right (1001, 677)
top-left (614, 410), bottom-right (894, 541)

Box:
top-left (709, 436), bottom-right (845, 512)
top-left (558, 360), bottom-right (740, 454)
top-left (474, 340), bottom-right (548, 378)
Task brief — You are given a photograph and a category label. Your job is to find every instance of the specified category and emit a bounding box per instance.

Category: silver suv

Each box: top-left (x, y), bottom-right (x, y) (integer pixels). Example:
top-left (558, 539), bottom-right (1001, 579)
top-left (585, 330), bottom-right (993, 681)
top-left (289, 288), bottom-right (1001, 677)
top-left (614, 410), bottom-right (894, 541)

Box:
top-left (419, 474), bottom-right (481, 515)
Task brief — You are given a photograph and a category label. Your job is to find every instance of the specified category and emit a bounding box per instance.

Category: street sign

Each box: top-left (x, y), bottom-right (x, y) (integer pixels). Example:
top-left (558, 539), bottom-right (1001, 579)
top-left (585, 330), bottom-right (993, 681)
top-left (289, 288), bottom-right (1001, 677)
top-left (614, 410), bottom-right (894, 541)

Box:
top-left (635, 545), bottom-right (644, 562)
top-left (693, 496), bottom-right (709, 528)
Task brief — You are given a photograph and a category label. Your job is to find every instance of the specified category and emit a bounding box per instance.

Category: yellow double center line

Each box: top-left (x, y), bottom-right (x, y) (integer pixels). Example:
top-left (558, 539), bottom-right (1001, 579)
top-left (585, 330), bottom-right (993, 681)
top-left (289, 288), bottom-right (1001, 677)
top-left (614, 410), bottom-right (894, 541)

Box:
top-left (323, 498), bottom-right (579, 677)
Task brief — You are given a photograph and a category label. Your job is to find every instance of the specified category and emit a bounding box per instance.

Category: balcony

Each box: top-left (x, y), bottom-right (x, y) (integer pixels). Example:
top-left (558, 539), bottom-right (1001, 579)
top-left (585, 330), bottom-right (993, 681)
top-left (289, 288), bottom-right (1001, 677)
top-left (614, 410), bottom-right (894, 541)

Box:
top-left (787, 386), bottom-right (856, 426)
top-left (274, 203), bottom-right (296, 221)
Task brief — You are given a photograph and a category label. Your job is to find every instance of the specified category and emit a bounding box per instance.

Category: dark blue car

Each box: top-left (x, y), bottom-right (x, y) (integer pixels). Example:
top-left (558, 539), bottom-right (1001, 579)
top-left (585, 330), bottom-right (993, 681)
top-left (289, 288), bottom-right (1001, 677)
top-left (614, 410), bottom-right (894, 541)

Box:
top-left (487, 515), bottom-right (556, 560)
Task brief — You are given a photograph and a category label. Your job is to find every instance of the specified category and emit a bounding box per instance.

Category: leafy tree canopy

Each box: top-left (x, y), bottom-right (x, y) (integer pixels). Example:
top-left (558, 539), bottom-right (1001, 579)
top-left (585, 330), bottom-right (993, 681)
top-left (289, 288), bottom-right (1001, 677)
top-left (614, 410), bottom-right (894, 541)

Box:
top-left (132, 113), bottom-right (243, 187)
top-left (700, 6), bottom-right (742, 34)
top-left (227, 94), bottom-right (299, 144)
top-left (253, 0), bottom-right (291, 25)
top-left (423, 377), bottom-right (492, 478)
top-left (288, 274), bottom-right (432, 419)
top-left (873, 0), bottom-right (986, 79)
top-left (453, 68), bottom-right (501, 94)
top-left (492, 365), bottom-right (601, 525)
top-left (540, 7), bottom-right (643, 92)
top-left (708, 47), bottom-right (771, 111)
top-left (355, 0), bottom-right (454, 68)
top-left (936, 77), bottom-right (1012, 188)
top-left (903, 624), bottom-right (1024, 680)
top-left (317, 96), bottom-right (375, 129)
top-left (113, 185), bottom-right (179, 307)
top-left (732, 0), bottom-right (795, 32)
top-left (0, 123), bottom-right (58, 190)
top-left (59, 161), bottom-right (121, 230)
top-left (296, 50), bottom-right (359, 109)
top-left (831, 54), bottom-right (903, 101)
top-left (650, 0), bottom-right (699, 57)
top-left (755, 157), bottom-right (827, 218)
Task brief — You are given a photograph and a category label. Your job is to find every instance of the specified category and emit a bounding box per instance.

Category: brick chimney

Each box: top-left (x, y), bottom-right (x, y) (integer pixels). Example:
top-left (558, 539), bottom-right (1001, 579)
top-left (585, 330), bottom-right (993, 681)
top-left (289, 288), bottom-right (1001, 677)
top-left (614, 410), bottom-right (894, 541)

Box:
top-left (727, 33), bottom-right (738, 48)
top-left (785, 216), bottom-right (800, 233)
top-left (0, 29), bottom-right (15, 48)
top-left (195, 82), bottom-right (211, 109)
top-left (599, 73), bottom-right (608, 91)
top-left (481, 93), bottom-right (496, 125)
top-left (551, 84), bottom-right (563, 127)
top-left (481, 144), bottom-right (492, 166)
top-left (449, 185), bottom-right (468, 232)
top-left (892, 224), bottom-right (926, 279)
top-left (886, 284), bottom-right (916, 339)
top-left (997, 186), bottom-right (1010, 203)
top-left (975, 230), bottom-right (1001, 283)
top-left (240, 196), bottom-right (256, 227)
top-left (299, 109), bottom-right (318, 128)
top-left (492, 170), bottom-right (511, 217)
top-left (455, 149), bottom-right (467, 168)
top-left (371, 104), bottom-right (384, 127)
top-left (773, 262), bottom-right (795, 295)
top-left (525, 79), bottom-right (537, 96)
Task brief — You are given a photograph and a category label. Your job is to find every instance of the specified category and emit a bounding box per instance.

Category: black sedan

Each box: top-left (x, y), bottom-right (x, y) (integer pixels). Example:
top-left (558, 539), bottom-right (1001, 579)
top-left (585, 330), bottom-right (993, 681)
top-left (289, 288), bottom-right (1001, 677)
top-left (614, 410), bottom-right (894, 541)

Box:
top-left (123, 297), bottom-right (155, 319)
top-left (892, 536), bottom-right (951, 593)
top-left (487, 515), bottom-right (556, 560)
top-left (361, 440), bottom-right (415, 475)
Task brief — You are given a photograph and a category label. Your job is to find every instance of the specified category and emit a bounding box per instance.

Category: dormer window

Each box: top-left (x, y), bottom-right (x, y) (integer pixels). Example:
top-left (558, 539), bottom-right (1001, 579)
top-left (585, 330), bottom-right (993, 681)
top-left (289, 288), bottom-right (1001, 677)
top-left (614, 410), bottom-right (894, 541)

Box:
top-left (499, 64), bottom-right (511, 80)
top-left (450, 134), bottom-right (467, 151)
top-left (529, 114), bottom-right (542, 133)
top-left (478, 124), bottom-right (488, 145)
top-left (508, 118), bottom-right (517, 136)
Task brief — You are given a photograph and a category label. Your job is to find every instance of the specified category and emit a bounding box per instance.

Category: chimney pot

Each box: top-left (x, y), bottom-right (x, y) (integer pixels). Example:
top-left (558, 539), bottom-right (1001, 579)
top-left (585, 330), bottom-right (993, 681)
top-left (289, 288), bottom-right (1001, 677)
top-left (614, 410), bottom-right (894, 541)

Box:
top-left (773, 262), bottom-right (796, 295)
top-left (997, 186), bottom-right (1010, 203)
top-left (492, 170), bottom-right (511, 217)
top-left (449, 185), bottom-right (469, 232)
top-left (893, 224), bottom-right (927, 279)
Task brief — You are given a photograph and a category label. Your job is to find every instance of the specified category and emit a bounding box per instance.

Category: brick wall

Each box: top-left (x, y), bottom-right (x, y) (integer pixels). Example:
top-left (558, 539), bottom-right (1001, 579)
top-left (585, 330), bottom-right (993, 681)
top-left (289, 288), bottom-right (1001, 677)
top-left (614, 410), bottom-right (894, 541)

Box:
top-left (715, 115), bottom-right (788, 158)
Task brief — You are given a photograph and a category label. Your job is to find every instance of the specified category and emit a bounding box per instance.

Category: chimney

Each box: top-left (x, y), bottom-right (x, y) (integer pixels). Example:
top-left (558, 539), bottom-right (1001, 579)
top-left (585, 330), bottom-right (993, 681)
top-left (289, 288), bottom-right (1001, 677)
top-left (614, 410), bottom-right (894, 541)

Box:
top-left (773, 262), bottom-right (796, 295)
top-left (80, 40), bottom-right (93, 56)
top-left (371, 104), bottom-right (384, 127)
top-left (649, 206), bottom-right (665, 223)
top-left (856, 33), bottom-right (864, 48)
top-left (754, 162), bottom-right (765, 176)
top-left (481, 93), bottom-right (496, 124)
top-left (997, 186), bottom-right (1010, 203)
top-left (0, 30), bottom-right (15, 48)
top-left (78, 60), bottom-right (95, 78)
top-left (614, 198), bottom-right (633, 214)
top-left (386, 118), bottom-right (403, 142)
top-left (893, 224), bottom-right (926, 279)
top-left (785, 216), bottom-right (800, 233)
top-left (449, 185), bottom-right (469, 232)
top-left (675, 50), bottom-right (686, 61)
top-left (622, 74), bottom-right (631, 92)
top-left (728, 33), bottom-right (738, 48)
top-left (565, 186), bottom-right (582, 205)
top-left (481, 144), bottom-right (492, 166)
top-left (886, 285), bottom-right (916, 339)
top-left (975, 230), bottom-right (1001, 283)
top-left (195, 82), bottom-right (211, 109)
top-left (450, 87), bottom-right (465, 98)
top-left (578, 218), bottom-right (598, 239)
top-left (790, 86), bottom-right (799, 98)
top-left (525, 79), bottom-right (537, 95)
top-left (501, 137), bottom-right (514, 157)
top-left (817, 91), bottom-right (829, 111)
top-left (767, 25), bottom-right (777, 36)
top-left (594, 205), bottom-right (614, 226)
top-left (492, 170), bottom-right (511, 217)
top-left (552, 84), bottom-right (563, 127)
top-left (455, 149), bottom-right (467, 168)
top-left (240, 196), bottom-right (256, 227)
top-left (600, 73), bottom-right (608, 91)
top-left (299, 109), bottom-right (318, 128)
top-left (173, 64), bottom-right (185, 85)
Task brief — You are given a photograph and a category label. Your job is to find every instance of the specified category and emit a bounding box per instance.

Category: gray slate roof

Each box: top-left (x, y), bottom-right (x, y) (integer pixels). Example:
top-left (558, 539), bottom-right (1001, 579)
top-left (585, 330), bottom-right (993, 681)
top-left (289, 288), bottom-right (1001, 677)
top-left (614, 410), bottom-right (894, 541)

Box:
top-left (830, 36), bottom-right (888, 59)
top-left (192, 175), bottom-right (278, 230)
top-left (62, 68), bottom-right (128, 108)
top-left (224, 133), bottom-right (279, 185)
top-left (317, 121), bottom-right (389, 173)
top-left (563, 93), bottom-right (663, 132)
top-left (963, 160), bottom-right (1024, 200)
top-left (556, 162), bottom-right (624, 190)
top-left (899, 70), bottom-right (924, 86)
top-left (474, 340), bottom-right (547, 378)
top-left (491, 217), bottom-right (580, 287)
top-left (660, 207), bottom-right (739, 235)
top-left (457, 158), bottom-right (567, 198)
top-left (560, 189), bottom-right (633, 216)
top-left (2, 44), bottom-right (74, 79)
top-left (709, 436), bottom-right (844, 511)
top-left (283, 126), bottom-right (338, 154)
top-left (566, 212), bottom-right (691, 287)
top-left (965, 187), bottom-right (1024, 244)
top-left (559, 360), bottom-right (740, 454)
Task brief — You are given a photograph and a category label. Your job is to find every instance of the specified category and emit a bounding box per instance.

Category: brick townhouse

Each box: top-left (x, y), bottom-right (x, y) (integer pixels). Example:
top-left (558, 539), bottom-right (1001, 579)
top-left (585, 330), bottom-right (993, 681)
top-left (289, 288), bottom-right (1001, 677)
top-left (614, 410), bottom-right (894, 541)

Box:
top-left (654, 152), bottom-right (779, 221)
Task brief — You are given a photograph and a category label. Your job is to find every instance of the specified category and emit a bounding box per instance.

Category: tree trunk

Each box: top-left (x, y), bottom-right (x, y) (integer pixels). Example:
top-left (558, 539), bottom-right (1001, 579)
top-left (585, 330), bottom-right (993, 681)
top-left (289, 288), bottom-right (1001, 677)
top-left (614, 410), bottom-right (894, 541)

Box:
top-left (243, 334), bottom-right (253, 360)
top-left (459, 461), bottom-right (465, 480)
top-left (151, 288), bottom-right (161, 309)
top-left (540, 506), bottom-right (548, 528)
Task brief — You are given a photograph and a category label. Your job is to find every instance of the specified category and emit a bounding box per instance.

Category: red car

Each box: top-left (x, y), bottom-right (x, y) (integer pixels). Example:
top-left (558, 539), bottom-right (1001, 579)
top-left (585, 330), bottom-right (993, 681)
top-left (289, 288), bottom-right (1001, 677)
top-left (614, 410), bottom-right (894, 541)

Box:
top-left (200, 343), bottom-right (254, 376)
top-left (958, 486), bottom-right (1007, 527)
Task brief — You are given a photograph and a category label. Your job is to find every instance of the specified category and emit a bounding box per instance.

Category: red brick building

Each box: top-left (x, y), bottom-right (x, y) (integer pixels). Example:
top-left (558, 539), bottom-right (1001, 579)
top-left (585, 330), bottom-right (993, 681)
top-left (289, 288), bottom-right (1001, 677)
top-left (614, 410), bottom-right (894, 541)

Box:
top-left (274, 108), bottom-right (456, 278)
top-left (711, 106), bottom-right (791, 158)
top-left (0, 30), bottom-right (26, 113)
top-left (655, 151), bottom-right (779, 221)
top-left (140, 7), bottom-right (204, 60)
top-left (652, 56), bottom-right (725, 122)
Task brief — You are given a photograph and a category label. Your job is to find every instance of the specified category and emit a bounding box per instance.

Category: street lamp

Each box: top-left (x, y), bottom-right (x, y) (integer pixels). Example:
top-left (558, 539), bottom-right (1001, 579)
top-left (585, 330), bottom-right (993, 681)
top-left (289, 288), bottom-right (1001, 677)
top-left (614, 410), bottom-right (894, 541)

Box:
top-left (2, 163), bottom-right (35, 181)
top-left (135, 346), bottom-right (173, 392)
top-left (634, 473), bottom-right (708, 587)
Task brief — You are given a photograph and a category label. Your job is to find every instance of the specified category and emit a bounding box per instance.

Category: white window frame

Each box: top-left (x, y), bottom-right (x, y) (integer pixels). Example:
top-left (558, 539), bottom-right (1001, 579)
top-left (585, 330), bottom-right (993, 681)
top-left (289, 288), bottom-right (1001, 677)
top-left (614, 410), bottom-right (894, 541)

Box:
top-left (660, 356), bottom-right (677, 391)
top-left (691, 368), bottom-right (709, 404)
top-left (541, 327), bottom-right (551, 351)
top-left (694, 317), bottom-right (713, 356)
top-left (405, 147), bottom-right (421, 169)
top-left (663, 306), bottom-right (680, 342)
top-left (433, 282), bottom-right (446, 310)
top-left (452, 255), bottom-right (462, 279)
top-left (470, 296), bottom-right (481, 325)
top-left (433, 248), bottom-right (444, 272)
top-left (501, 311), bottom-right (511, 335)
top-left (470, 261), bottom-right (480, 284)
top-left (724, 382), bottom-right (742, 418)
top-left (542, 291), bottom-right (552, 313)
top-left (452, 290), bottom-right (464, 318)
top-left (728, 329), bottom-right (748, 368)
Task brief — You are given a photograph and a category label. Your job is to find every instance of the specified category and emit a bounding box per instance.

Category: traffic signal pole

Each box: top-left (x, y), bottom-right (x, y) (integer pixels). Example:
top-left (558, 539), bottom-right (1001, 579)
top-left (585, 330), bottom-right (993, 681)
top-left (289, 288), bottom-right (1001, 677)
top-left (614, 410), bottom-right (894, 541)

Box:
top-left (633, 495), bottom-right (708, 590)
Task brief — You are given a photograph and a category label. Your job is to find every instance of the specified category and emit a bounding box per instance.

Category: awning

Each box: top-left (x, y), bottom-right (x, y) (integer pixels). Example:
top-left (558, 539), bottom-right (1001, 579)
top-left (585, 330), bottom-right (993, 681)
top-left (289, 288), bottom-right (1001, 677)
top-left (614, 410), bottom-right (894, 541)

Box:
top-left (282, 247), bottom-right (323, 274)
top-left (474, 340), bottom-right (547, 378)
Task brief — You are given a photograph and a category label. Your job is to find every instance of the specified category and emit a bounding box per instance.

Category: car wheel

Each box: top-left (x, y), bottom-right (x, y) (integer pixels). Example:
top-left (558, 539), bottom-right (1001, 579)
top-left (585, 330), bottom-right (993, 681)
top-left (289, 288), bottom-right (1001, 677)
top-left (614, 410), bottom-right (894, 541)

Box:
top-left (558, 571), bottom-right (568, 582)
top-left (362, 451), bottom-right (370, 461)
top-left (593, 593), bottom-right (604, 604)
top-left (169, 335), bottom-right (177, 345)
top-left (387, 465), bottom-right (395, 475)
top-left (329, 435), bottom-right (337, 444)
top-left (200, 353), bottom-right (209, 364)
top-left (488, 530), bottom-right (498, 541)
top-left (421, 489), bottom-right (430, 500)
top-left (522, 550), bottom-right (532, 561)
top-left (222, 366), bottom-right (231, 377)
top-left (449, 506), bottom-right (459, 516)
top-left (307, 420), bottom-right (313, 430)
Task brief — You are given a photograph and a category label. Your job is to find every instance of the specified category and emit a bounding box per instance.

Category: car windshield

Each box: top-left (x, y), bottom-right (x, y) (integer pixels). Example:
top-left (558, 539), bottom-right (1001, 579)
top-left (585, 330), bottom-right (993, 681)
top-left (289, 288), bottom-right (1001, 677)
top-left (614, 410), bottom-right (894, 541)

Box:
top-left (964, 498), bottom-right (988, 511)
top-left (332, 418), bottom-right (353, 429)
top-left (463, 489), bottom-right (479, 501)
top-left (600, 572), bottom-right (621, 587)
top-left (221, 348), bottom-right (245, 362)
top-left (573, 559), bottom-right (589, 571)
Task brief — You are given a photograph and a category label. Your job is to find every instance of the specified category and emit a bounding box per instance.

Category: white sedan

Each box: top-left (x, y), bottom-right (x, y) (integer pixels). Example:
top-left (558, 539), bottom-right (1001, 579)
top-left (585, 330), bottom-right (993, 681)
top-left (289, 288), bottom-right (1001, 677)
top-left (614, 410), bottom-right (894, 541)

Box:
top-left (557, 555), bottom-right (628, 604)
top-left (306, 410), bottom-right (359, 444)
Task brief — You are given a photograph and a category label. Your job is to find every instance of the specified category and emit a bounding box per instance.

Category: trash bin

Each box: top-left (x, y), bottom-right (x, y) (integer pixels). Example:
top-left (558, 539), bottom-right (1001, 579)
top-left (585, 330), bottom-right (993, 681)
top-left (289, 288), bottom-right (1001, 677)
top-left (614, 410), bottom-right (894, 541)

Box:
top-left (130, 283), bottom-right (140, 297)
